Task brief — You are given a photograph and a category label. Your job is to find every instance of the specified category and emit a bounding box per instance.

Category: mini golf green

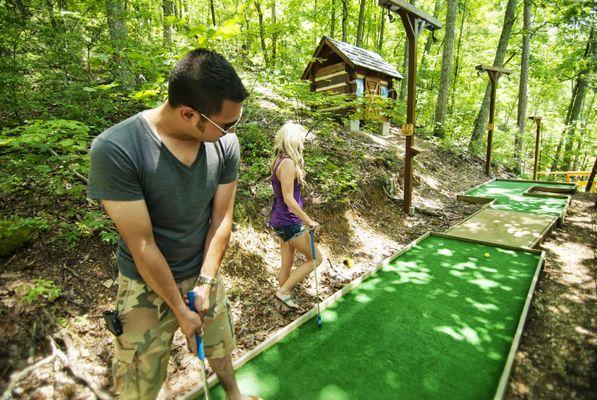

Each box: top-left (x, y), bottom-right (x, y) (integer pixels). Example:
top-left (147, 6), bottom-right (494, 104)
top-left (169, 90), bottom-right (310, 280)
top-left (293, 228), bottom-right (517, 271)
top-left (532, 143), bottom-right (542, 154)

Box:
top-left (446, 209), bottom-right (557, 248)
top-left (464, 180), bottom-right (574, 217)
top-left (199, 234), bottom-right (542, 400)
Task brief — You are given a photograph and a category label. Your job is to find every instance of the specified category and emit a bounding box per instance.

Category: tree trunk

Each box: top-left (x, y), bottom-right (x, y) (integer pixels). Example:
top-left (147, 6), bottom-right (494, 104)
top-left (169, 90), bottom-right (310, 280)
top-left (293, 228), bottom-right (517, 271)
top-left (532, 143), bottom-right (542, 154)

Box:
top-left (377, 7), bottom-right (385, 53)
top-left (433, 0), bottom-right (458, 137)
top-left (356, 0), bottom-right (366, 47)
top-left (420, 0), bottom-right (442, 76)
top-left (551, 80), bottom-right (579, 170)
top-left (330, 0), bottom-right (336, 38)
top-left (341, 0), bottom-right (348, 42)
top-left (555, 26), bottom-right (595, 171)
top-left (254, 0), bottom-right (269, 66)
top-left (468, 0), bottom-right (518, 152)
top-left (573, 91), bottom-right (595, 170)
top-left (106, 0), bottom-right (135, 90)
top-left (162, 0), bottom-right (174, 46)
top-left (450, 0), bottom-right (467, 113)
top-left (514, 0), bottom-right (531, 174)
top-left (209, 0), bottom-right (216, 26)
top-left (271, 0), bottom-right (277, 66)
top-left (365, 4), bottom-right (372, 47)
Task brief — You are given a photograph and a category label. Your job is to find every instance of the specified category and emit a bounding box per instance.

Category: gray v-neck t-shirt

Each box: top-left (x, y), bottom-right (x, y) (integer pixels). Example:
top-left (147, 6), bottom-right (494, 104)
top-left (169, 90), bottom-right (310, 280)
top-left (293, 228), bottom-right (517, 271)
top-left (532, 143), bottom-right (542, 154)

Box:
top-left (87, 112), bottom-right (240, 282)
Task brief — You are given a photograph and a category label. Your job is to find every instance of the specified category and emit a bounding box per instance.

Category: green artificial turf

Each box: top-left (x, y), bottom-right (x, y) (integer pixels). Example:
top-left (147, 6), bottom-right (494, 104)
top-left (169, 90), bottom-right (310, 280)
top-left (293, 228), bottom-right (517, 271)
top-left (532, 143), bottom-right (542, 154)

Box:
top-left (201, 235), bottom-right (541, 400)
top-left (465, 180), bottom-right (574, 216)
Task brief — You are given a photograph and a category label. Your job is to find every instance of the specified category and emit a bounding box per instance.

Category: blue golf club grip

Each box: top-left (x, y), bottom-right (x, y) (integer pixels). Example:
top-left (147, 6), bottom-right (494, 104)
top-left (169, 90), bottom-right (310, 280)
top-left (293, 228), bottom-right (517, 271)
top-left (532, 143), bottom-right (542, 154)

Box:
top-left (187, 290), bottom-right (205, 361)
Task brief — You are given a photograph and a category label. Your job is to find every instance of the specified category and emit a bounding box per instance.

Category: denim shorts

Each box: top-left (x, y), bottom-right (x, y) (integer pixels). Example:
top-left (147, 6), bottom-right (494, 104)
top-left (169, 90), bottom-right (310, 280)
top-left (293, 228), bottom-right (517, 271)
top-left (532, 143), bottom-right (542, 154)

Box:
top-left (273, 223), bottom-right (307, 242)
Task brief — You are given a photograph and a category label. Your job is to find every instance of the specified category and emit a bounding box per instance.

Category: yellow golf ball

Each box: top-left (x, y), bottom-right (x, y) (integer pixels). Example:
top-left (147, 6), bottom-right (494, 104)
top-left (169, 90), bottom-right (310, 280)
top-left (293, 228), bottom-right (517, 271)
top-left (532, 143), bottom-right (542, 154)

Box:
top-left (484, 253), bottom-right (490, 258)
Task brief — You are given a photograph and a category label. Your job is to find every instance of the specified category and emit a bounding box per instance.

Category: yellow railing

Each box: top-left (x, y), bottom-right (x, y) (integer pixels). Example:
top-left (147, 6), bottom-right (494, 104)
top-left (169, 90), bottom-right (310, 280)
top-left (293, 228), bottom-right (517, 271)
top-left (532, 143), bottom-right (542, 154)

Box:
top-left (544, 171), bottom-right (596, 192)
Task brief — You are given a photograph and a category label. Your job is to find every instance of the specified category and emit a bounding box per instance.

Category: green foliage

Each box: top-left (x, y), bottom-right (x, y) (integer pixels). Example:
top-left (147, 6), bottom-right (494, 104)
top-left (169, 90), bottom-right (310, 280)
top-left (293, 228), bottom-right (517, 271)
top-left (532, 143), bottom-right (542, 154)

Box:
top-left (0, 0), bottom-right (593, 244)
top-left (0, 119), bottom-right (91, 199)
top-left (305, 146), bottom-right (359, 205)
top-left (18, 279), bottom-right (62, 305)
top-left (58, 210), bottom-right (117, 246)
top-left (237, 122), bottom-right (274, 204)
top-left (0, 217), bottom-right (49, 257)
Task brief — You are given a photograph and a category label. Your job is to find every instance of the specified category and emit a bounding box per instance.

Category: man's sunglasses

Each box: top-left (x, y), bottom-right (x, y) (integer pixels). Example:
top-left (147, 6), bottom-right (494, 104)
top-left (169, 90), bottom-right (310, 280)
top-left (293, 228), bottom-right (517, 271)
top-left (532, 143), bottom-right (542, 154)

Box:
top-left (200, 108), bottom-right (243, 134)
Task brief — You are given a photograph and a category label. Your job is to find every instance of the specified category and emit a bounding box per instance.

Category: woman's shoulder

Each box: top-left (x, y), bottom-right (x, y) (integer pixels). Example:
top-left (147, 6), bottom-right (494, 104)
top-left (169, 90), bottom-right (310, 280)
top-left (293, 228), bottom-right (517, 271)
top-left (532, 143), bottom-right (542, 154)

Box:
top-left (278, 157), bottom-right (295, 169)
top-left (276, 157), bottom-right (296, 179)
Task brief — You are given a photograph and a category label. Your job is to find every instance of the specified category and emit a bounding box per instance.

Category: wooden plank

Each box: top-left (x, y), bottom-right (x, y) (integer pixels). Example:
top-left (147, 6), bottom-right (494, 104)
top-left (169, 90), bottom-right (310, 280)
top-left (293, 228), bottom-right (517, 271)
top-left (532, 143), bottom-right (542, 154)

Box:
top-left (493, 251), bottom-right (545, 400)
top-left (432, 232), bottom-right (543, 255)
top-left (409, 146), bottom-right (424, 156)
top-left (314, 70), bottom-right (349, 82)
top-left (315, 62), bottom-right (346, 77)
top-left (313, 73), bottom-right (349, 89)
top-left (183, 232), bottom-right (434, 399)
top-left (378, 0), bottom-right (442, 29)
top-left (496, 178), bottom-right (576, 189)
top-left (316, 83), bottom-right (351, 93)
top-left (526, 186), bottom-right (575, 195)
top-left (328, 85), bottom-right (352, 95)
top-left (530, 216), bottom-right (559, 248)
top-left (544, 171), bottom-right (591, 176)
top-left (456, 194), bottom-right (495, 205)
top-left (475, 64), bottom-right (513, 75)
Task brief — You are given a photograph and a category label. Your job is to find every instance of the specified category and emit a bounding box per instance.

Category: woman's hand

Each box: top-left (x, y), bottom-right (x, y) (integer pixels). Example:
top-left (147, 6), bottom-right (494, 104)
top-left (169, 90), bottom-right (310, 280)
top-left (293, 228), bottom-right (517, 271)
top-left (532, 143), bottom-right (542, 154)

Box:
top-left (307, 220), bottom-right (321, 234)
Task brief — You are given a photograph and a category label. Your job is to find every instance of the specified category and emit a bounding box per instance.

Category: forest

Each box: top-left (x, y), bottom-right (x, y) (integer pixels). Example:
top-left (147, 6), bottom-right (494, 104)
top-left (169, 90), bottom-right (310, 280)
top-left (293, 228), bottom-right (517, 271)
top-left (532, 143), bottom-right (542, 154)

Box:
top-left (0, 0), bottom-right (595, 399)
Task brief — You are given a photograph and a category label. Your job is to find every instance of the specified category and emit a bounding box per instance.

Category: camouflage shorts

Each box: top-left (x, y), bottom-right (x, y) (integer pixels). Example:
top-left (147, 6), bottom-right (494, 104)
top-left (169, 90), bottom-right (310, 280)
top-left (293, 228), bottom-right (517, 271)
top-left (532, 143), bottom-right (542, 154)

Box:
top-left (112, 273), bottom-right (236, 399)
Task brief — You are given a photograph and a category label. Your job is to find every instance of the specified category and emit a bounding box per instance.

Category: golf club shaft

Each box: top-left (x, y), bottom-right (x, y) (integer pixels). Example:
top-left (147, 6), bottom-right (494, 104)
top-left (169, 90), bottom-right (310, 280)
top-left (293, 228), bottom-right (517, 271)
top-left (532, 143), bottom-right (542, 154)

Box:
top-left (309, 230), bottom-right (322, 323)
top-left (187, 290), bottom-right (211, 400)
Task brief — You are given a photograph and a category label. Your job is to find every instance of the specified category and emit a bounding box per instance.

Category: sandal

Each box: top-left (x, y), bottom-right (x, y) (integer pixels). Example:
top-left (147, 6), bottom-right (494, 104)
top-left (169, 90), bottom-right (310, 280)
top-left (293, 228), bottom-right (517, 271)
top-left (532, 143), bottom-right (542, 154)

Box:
top-left (274, 292), bottom-right (299, 309)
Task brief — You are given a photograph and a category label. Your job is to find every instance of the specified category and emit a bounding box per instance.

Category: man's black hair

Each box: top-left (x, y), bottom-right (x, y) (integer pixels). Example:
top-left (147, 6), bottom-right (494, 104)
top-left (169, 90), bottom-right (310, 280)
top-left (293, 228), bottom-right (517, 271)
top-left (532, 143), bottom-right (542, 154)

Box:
top-left (168, 49), bottom-right (249, 116)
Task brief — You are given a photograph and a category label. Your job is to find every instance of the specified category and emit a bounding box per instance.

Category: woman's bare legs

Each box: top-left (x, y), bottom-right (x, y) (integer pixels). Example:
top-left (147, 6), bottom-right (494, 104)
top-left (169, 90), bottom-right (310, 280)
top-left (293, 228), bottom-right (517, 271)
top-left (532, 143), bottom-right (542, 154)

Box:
top-left (276, 231), bottom-right (323, 297)
top-left (278, 238), bottom-right (296, 287)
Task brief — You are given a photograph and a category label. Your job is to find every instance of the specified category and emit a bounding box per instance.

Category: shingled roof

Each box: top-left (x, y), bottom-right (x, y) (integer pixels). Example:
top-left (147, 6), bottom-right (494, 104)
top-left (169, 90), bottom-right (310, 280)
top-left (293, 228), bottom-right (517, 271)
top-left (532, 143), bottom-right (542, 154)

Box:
top-left (302, 36), bottom-right (403, 80)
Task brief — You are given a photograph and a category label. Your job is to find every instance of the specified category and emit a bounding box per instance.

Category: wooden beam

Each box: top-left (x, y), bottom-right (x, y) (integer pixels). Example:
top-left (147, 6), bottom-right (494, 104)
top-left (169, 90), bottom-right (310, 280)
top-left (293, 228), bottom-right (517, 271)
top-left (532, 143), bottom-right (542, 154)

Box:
top-left (315, 62), bottom-right (346, 77)
top-left (378, 0), bottom-right (442, 30)
top-left (314, 70), bottom-right (349, 82)
top-left (313, 73), bottom-right (349, 89)
top-left (493, 251), bottom-right (545, 400)
top-left (475, 64), bottom-right (513, 75)
top-left (315, 82), bottom-right (349, 92)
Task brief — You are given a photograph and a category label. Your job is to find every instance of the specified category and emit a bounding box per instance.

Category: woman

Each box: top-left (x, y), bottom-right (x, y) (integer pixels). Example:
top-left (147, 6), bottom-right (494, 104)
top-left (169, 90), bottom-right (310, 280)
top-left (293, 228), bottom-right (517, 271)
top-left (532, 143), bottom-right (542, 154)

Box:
top-left (269, 121), bottom-right (323, 309)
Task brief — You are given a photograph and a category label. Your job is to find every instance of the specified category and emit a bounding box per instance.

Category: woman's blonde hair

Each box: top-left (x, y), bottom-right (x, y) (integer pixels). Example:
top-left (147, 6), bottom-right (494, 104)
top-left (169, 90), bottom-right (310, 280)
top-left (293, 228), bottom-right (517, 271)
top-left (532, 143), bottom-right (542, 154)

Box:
top-left (270, 121), bottom-right (307, 186)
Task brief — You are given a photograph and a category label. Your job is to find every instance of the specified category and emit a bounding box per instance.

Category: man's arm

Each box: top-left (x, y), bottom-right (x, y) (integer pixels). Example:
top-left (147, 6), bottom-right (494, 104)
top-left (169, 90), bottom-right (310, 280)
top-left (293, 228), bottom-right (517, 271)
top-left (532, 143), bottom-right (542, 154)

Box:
top-left (101, 199), bottom-right (203, 354)
top-left (193, 180), bottom-right (237, 311)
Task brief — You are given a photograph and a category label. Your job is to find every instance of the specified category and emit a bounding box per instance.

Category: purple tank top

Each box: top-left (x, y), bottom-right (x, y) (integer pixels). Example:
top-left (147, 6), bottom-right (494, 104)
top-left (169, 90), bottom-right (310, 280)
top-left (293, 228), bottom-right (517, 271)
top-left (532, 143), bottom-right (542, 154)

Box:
top-left (269, 156), bottom-right (304, 227)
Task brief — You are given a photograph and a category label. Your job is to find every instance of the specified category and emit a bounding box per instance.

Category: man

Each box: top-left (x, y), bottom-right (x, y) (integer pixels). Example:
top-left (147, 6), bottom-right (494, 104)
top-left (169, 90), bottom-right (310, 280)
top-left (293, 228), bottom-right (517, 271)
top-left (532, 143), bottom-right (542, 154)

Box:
top-left (88, 49), bottom-right (257, 400)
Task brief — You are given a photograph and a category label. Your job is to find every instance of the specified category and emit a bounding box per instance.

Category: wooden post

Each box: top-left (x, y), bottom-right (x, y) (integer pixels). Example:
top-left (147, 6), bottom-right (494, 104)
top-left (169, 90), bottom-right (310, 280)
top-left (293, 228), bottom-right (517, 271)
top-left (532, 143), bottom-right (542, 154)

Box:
top-left (529, 116), bottom-right (542, 180)
top-left (587, 158), bottom-right (597, 193)
top-left (379, 0), bottom-right (442, 215)
top-left (476, 65), bottom-right (512, 176)
top-left (401, 12), bottom-right (419, 215)
top-left (486, 73), bottom-right (497, 175)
